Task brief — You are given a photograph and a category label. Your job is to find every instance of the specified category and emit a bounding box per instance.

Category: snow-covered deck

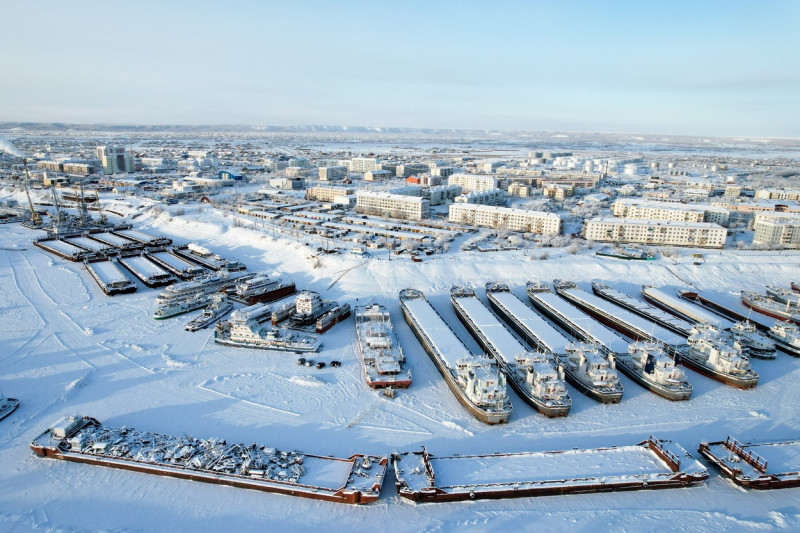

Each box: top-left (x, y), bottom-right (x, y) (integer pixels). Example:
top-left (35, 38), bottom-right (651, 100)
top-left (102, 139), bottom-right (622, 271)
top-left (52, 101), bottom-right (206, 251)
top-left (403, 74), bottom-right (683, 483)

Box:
top-left (401, 297), bottom-right (472, 368)
top-left (530, 291), bottom-right (630, 353)
top-left (66, 236), bottom-right (112, 253)
top-left (37, 238), bottom-right (86, 258)
top-left (594, 284), bottom-right (695, 334)
top-left (560, 288), bottom-right (687, 347)
top-left (644, 287), bottom-right (731, 329)
top-left (88, 260), bottom-right (131, 285)
top-left (488, 290), bottom-right (571, 354)
top-left (700, 436), bottom-right (800, 488)
top-left (149, 251), bottom-right (205, 275)
top-left (89, 232), bottom-right (138, 248)
top-left (452, 295), bottom-right (526, 365)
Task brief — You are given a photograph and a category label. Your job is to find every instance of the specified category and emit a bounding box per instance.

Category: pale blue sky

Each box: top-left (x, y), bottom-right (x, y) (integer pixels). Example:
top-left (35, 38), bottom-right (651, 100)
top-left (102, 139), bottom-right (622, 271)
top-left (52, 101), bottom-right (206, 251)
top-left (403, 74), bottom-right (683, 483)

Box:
top-left (2, 1), bottom-right (799, 136)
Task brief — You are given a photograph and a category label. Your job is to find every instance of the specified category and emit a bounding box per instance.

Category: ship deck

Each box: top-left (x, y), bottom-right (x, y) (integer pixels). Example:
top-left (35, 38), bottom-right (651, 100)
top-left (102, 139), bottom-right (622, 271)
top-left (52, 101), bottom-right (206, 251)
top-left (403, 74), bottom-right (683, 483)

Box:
top-left (395, 438), bottom-right (706, 501)
top-left (699, 436), bottom-right (800, 489)
top-left (488, 289), bottom-right (571, 354)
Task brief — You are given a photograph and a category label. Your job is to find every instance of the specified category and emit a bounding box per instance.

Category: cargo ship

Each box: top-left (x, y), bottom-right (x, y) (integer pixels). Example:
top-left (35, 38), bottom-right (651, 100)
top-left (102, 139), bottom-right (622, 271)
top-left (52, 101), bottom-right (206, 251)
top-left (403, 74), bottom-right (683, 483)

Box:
top-left (685, 324), bottom-right (758, 388)
top-left (393, 437), bottom-right (707, 502)
top-left (561, 343), bottom-right (624, 403)
top-left (30, 415), bottom-right (386, 504)
top-left (450, 286), bottom-right (570, 417)
top-left (399, 288), bottom-right (512, 424)
top-left (741, 291), bottom-right (800, 325)
top-left (156, 270), bottom-right (253, 305)
top-left (353, 303), bottom-right (412, 389)
top-left (766, 322), bottom-right (800, 357)
top-left (765, 286), bottom-right (800, 306)
top-left (615, 342), bottom-right (692, 401)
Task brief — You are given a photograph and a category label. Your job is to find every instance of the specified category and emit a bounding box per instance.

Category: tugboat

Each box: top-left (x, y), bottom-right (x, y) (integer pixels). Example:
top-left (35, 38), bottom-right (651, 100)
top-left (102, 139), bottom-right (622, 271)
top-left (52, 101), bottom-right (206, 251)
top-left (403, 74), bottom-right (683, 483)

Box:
top-left (741, 291), bottom-right (800, 325)
top-left (0, 394), bottom-right (20, 421)
top-left (354, 303), bottom-right (412, 389)
top-left (185, 293), bottom-right (233, 331)
top-left (614, 342), bottom-right (692, 401)
top-left (767, 322), bottom-right (800, 357)
top-left (561, 343), bottom-right (623, 403)
top-left (728, 321), bottom-right (776, 360)
top-left (508, 351), bottom-right (572, 416)
top-left (685, 324), bottom-right (758, 388)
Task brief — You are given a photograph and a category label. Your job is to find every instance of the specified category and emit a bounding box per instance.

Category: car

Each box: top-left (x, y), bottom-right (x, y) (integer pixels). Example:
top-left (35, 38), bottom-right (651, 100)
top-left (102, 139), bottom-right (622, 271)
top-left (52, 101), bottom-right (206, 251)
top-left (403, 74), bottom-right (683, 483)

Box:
top-left (315, 362), bottom-right (326, 369)
top-left (330, 360), bottom-right (341, 367)
top-left (304, 360), bottom-right (314, 367)
top-left (296, 357), bottom-right (306, 365)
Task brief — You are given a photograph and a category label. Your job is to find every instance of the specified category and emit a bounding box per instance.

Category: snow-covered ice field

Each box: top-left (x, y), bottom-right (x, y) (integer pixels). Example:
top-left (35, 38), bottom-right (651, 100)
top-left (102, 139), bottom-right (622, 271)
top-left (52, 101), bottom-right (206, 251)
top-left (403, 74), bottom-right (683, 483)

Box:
top-left (1, 206), bottom-right (800, 532)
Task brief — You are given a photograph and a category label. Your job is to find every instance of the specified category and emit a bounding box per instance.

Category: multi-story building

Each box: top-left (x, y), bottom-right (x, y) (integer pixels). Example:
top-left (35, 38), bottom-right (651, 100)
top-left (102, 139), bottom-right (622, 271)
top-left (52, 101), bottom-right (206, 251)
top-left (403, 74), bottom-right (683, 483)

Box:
top-left (395, 163), bottom-right (430, 178)
top-left (754, 189), bottom-right (800, 201)
top-left (611, 198), bottom-right (730, 227)
top-left (348, 157), bottom-right (380, 173)
top-left (448, 173), bottom-right (497, 193)
top-left (583, 217), bottom-right (726, 248)
top-left (454, 189), bottom-right (505, 206)
top-left (753, 213), bottom-right (800, 248)
top-left (364, 169), bottom-right (393, 181)
top-left (355, 191), bottom-right (429, 220)
top-left (306, 185), bottom-right (354, 203)
top-left (449, 204), bottom-right (561, 234)
top-left (96, 146), bottom-right (134, 175)
top-left (318, 166), bottom-right (348, 181)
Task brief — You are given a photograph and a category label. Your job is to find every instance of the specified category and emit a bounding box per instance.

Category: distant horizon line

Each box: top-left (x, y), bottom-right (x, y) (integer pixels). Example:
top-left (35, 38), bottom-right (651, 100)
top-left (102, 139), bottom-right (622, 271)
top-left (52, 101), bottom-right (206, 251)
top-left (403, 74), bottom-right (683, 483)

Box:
top-left (2, 121), bottom-right (798, 142)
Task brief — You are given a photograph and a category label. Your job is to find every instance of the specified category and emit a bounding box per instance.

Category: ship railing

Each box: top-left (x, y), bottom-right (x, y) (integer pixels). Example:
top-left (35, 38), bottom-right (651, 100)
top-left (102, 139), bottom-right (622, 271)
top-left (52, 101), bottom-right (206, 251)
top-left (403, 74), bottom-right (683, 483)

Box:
top-left (723, 436), bottom-right (768, 473)
top-left (420, 447), bottom-right (436, 487)
top-left (646, 435), bottom-right (680, 471)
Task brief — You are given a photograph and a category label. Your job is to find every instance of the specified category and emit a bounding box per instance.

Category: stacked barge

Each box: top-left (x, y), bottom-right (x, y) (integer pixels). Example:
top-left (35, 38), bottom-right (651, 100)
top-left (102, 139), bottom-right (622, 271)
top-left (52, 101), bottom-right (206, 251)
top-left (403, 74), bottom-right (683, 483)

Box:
top-left (354, 303), bottom-right (412, 389)
top-left (450, 286), bottom-right (571, 417)
top-left (392, 437), bottom-right (707, 502)
top-left (118, 255), bottom-right (174, 287)
top-left (30, 416), bottom-right (387, 504)
top-left (699, 436), bottom-right (800, 489)
top-left (399, 288), bottom-right (512, 424)
top-left (84, 258), bottom-right (137, 295)
top-left (88, 231), bottom-right (142, 252)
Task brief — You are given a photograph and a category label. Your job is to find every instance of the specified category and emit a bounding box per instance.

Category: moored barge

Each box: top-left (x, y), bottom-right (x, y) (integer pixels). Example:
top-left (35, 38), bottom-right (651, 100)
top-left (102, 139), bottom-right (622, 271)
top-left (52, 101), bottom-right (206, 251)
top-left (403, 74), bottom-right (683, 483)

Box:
top-left (393, 436), bottom-right (707, 502)
top-left (698, 435), bottom-right (800, 490)
top-left (84, 258), bottom-right (137, 295)
top-left (30, 416), bottom-right (386, 504)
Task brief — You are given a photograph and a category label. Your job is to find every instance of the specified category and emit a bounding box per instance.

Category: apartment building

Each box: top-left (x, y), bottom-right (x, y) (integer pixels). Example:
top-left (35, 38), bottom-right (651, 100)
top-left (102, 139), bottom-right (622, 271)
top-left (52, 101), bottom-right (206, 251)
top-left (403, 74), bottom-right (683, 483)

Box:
top-left (612, 198), bottom-right (730, 226)
top-left (448, 173), bottom-right (497, 193)
top-left (449, 204), bottom-right (561, 234)
top-left (753, 213), bottom-right (800, 248)
top-left (583, 217), bottom-right (726, 248)
top-left (355, 191), bottom-right (429, 220)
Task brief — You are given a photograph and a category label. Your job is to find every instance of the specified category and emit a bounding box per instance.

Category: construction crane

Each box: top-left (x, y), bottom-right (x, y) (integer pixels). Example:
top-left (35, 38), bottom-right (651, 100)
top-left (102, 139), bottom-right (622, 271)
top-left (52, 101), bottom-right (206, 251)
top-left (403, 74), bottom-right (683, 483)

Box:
top-left (22, 159), bottom-right (42, 227)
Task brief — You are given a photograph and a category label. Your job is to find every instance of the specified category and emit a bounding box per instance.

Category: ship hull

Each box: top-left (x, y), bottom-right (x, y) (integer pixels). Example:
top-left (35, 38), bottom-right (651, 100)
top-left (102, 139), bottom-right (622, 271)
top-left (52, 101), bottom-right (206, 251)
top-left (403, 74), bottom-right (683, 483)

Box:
top-left (0, 399), bottom-right (20, 421)
top-left (613, 360), bottom-right (692, 401)
top-left (232, 282), bottom-right (296, 305)
top-left (214, 335), bottom-right (320, 352)
top-left (400, 303), bottom-right (509, 425)
top-left (683, 351), bottom-right (758, 389)
top-left (742, 297), bottom-right (800, 325)
top-left (558, 362), bottom-right (623, 404)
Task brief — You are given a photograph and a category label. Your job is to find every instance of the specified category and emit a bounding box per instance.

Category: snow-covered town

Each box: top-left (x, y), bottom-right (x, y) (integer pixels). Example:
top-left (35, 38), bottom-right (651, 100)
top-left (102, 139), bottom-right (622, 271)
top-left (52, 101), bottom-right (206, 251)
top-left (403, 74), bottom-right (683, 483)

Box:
top-left (1, 125), bottom-right (799, 531)
top-left (3, 1), bottom-right (800, 531)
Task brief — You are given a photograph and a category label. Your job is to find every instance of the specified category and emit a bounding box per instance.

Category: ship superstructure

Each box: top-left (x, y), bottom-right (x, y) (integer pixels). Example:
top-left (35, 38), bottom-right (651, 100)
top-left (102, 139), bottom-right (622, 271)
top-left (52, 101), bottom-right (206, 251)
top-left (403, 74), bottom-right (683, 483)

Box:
top-left (685, 324), bottom-right (758, 388)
